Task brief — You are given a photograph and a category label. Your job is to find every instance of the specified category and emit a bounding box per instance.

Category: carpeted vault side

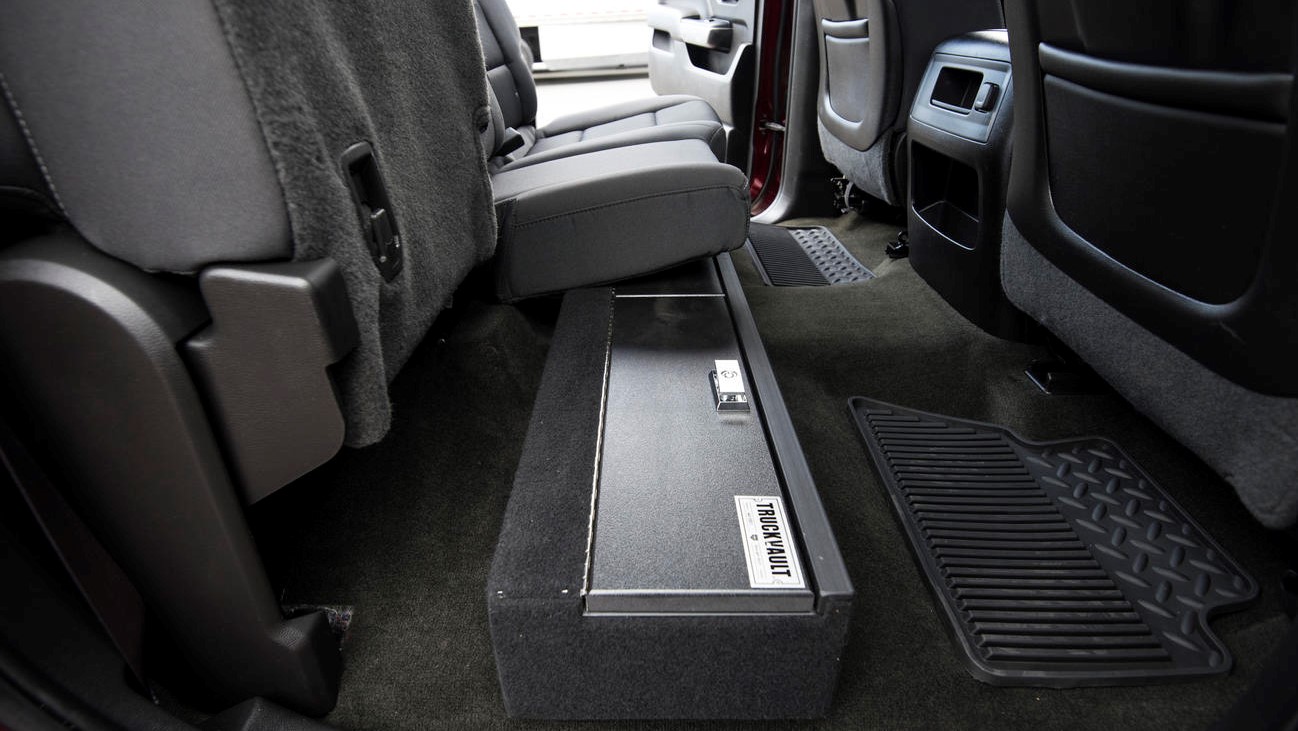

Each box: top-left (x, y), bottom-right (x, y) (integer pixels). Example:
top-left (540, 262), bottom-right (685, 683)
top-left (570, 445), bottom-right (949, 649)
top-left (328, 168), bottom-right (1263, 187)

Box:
top-left (211, 0), bottom-right (499, 446)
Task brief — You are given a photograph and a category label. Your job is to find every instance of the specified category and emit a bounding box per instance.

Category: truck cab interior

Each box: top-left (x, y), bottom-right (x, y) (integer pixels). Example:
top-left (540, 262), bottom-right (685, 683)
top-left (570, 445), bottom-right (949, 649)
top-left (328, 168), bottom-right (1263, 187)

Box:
top-left (1, 1), bottom-right (1296, 729)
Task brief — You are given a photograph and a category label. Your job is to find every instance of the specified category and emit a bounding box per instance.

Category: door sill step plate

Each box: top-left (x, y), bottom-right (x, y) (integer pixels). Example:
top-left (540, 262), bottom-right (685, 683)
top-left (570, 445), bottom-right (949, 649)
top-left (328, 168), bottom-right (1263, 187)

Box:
top-left (747, 223), bottom-right (873, 286)
top-left (849, 397), bottom-right (1258, 687)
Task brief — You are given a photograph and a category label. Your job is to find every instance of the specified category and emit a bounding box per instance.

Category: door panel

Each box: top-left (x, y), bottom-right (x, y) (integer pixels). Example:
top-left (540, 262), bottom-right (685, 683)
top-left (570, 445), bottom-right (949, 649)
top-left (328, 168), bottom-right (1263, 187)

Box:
top-left (647, 0), bottom-right (758, 128)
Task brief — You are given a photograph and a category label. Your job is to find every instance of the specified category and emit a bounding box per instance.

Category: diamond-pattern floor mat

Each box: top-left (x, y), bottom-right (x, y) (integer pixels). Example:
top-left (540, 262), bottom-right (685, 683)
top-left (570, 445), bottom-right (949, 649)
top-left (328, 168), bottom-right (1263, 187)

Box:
top-left (850, 396), bottom-right (1258, 686)
top-left (747, 223), bottom-right (874, 286)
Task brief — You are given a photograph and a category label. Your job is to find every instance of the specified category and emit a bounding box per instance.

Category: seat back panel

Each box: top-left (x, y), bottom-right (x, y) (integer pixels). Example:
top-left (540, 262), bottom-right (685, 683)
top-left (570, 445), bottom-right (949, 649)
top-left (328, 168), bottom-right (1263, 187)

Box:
top-left (1006, 0), bottom-right (1298, 394)
top-left (211, 0), bottom-right (499, 446)
top-left (1043, 73), bottom-right (1284, 304)
top-left (812, 0), bottom-right (1003, 203)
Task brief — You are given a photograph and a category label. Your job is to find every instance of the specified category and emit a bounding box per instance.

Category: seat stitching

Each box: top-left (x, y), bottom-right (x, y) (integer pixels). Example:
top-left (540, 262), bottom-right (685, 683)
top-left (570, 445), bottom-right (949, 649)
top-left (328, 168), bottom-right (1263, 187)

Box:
top-left (0, 72), bottom-right (69, 217)
top-left (512, 184), bottom-right (743, 228)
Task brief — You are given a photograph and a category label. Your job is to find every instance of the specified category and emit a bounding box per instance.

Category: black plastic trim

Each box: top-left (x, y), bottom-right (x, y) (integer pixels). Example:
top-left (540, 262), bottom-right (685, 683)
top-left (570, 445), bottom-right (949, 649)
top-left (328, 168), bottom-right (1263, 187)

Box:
top-left (716, 253), bottom-right (854, 602)
top-left (185, 260), bottom-right (359, 503)
top-left (908, 32), bottom-right (1031, 341)
top-left (0, 234), bottom-right (341, 714)
top-left (1039, 43), bottom-right (1292, 123)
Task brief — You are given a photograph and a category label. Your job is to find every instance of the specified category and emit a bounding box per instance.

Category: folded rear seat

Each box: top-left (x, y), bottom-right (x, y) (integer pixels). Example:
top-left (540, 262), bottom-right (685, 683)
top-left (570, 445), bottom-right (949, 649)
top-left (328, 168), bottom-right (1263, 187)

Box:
top-left (474, 0), bottom-right (728, 167)
top-left (490, 139), bottom-right (749, 301)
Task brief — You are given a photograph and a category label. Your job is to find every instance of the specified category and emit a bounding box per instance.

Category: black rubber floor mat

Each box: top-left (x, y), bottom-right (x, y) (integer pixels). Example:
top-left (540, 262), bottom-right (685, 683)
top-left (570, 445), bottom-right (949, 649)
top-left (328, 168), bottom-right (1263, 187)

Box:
top-left (747, 223), bottom-right (873, 286)
top-left (849, 397), bottom-right (1258, 687)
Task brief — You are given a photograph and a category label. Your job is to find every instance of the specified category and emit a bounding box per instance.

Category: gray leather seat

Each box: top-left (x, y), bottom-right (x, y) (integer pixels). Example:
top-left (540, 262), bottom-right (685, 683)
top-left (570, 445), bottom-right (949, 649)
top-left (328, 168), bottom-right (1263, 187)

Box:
top-left (1001, 0), bottom-right (1298, 528)
top-left (471, 0), bottom-right (749, 302)
top-left (490, 139), bottom-right (749, 301)
top-left (812, 0), bottom-right (1003, 205)
top-left (474, 0), bottom-right (728, 167)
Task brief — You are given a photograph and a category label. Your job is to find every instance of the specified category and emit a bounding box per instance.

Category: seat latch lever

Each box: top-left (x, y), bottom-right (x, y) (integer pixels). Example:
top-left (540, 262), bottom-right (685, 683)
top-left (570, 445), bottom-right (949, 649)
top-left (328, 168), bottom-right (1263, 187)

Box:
top-left (341, 142), bottom-right (404, 281)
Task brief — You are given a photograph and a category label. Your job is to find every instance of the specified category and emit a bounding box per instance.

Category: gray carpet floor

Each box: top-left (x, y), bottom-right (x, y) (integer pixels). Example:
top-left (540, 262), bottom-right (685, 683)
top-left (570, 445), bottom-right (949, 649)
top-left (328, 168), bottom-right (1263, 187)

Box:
top-left (249, 213), bottom-right (1294, 730)
top-left (250, 296), bottom-right (556, 728)
top-left (730, 213), bottom-right (1294, 730)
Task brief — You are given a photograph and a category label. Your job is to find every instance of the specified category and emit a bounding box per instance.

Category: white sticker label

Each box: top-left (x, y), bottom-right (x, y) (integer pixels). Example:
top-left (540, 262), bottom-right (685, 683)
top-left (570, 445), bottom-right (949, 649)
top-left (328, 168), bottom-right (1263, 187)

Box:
top-left (734, 495), bottom-right (806, 589)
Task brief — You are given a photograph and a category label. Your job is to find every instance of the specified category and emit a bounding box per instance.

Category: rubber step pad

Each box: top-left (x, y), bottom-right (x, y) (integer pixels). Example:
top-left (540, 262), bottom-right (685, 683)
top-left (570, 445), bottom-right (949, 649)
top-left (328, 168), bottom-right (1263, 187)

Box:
top-left (747, 223), bottom-right (873, 286)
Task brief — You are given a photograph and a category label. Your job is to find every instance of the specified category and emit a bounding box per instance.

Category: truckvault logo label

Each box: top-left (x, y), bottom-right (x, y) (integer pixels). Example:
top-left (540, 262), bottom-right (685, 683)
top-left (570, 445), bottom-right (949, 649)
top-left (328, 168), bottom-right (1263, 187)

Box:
top-left (734, 495), bottom-right (806, 589)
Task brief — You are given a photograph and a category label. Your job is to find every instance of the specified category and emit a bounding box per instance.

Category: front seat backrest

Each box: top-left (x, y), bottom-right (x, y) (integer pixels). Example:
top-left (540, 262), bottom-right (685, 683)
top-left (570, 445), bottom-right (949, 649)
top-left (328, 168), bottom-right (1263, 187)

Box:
top-left (1000, 0), bottom-right (1298, 528)
top-left (1004, 0), bottom-right (1296, 394)
top-left (812, 0), bottom-right (1004, 205)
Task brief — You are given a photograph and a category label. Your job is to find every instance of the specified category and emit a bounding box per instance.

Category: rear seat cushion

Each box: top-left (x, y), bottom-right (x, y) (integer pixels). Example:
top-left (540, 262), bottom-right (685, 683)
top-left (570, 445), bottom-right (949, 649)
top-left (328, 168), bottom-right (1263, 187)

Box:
top-left (492, 95), bottom-right (728, 172)
top-left (528, 95), bottom-right (727, 162)
top-left (213, 0), bottom-right (498, 447)
top-left (491, 140), bottom-right (749, 301)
